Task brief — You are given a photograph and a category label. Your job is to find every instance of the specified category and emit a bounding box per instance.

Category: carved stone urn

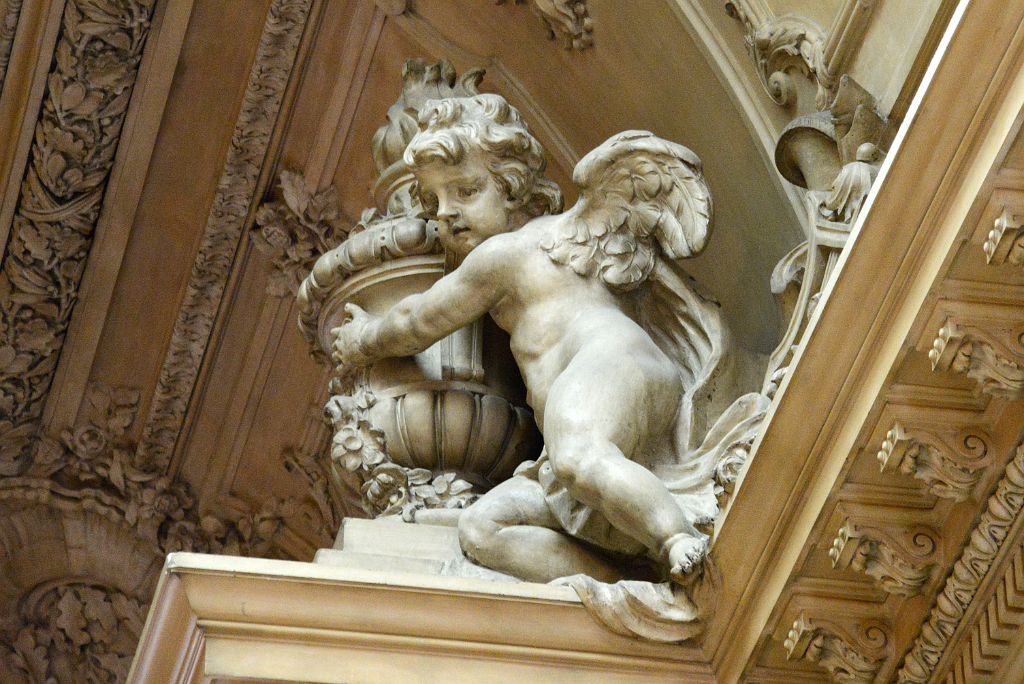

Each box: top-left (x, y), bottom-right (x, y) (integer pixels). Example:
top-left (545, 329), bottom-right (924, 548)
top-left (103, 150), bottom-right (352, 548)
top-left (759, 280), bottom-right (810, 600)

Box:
top-left (297, 60), bottom-right (541, 522)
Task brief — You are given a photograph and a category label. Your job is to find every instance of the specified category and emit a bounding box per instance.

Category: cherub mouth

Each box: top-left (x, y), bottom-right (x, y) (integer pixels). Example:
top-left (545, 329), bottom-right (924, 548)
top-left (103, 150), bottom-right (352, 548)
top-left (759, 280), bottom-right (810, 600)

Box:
top-left (451, 225), bottom-right (470, 236)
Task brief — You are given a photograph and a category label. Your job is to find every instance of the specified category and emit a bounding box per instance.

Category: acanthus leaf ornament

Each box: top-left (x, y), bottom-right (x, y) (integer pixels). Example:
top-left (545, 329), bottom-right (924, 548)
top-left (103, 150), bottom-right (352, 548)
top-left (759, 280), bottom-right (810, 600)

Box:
top-left (929, 318), bottom-right (1024, 400)
top-left (876, 420), bottom-right (989, 502)
top-left (2, 582), bottom-right (145, 684)
top-left (726, 5), bottom-right (828, 108)
top-left (829, 518), bottom-right (938, 597)
top-left (783, 611), bottom-right (888, 683)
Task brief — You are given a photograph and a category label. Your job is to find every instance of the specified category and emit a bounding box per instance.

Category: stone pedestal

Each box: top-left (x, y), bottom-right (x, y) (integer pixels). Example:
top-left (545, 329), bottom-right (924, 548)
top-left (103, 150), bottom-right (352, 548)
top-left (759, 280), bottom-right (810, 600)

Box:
top-left (314, 517), bottom-right (516, 581)
top-left (128, 549), bottom-right (710, 683)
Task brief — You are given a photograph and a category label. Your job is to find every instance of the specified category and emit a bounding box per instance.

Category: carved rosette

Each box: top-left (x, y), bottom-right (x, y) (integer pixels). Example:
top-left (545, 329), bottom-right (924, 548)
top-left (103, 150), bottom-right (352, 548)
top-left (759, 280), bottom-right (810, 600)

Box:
top-left (984, 207), bottom-right (1024, 267)
top-left (297, 60), bottom-right (542, 523)
top-left (876, 421), bottom-right (989, 501)
top-left (783, 611), bottom-right (888, 683)
top-left (829, 519), bottom-right (938, 597)
top-left (929, 318), bottom-right (1024, 400)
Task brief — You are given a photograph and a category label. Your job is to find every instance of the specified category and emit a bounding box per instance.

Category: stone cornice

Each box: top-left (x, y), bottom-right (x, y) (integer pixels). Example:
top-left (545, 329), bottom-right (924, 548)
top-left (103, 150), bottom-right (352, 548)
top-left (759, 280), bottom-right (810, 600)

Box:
top-left (0, 0), bottom-right (156, 474)
top-left (949, 536), bottom-right (1024, 681)
top-left (708, 2), bottom-right (1024, 680)
top-left (136, 0), bottom-right (314, 468)
top-left (129, 553), bottom-right (711, 682)
top-left (897, 444), bottom-right (1024, 682)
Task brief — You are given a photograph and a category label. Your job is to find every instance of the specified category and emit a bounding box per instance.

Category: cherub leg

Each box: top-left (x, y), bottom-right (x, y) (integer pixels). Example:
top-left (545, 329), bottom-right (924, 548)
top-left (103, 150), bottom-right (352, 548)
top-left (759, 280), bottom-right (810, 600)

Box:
top-left (543, 353), bottom-right (708, 579)
top-left (459, 477), bottom-right (623, 584)
top-left (545, 431), bottom-right (707, 578)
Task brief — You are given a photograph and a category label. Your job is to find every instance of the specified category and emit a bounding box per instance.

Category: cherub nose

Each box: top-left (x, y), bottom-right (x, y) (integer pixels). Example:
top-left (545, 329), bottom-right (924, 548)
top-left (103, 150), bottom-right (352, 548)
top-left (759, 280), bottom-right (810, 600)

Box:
top-left (437, 202), bottom-right (459, 223)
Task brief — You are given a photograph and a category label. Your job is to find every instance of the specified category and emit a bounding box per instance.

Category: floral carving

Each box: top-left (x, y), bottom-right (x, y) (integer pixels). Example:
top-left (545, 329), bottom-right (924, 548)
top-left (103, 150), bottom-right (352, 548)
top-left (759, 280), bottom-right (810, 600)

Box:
top-left (0, 0), bottom-right (23, 90)
top-left (252, 170), bottom-right (346, 297)
top-left (2, 582), bottom-right (145, 684)
top-left (496, 0), bottom-right (594, 50)
top-left (364, 465), bottom-right (476, 519)
top-left (898, 444), bottom-right (1024, 683)
top-left (324, 386), bottom-right (479, 518)
top-left (2, 382), bottom-right (292, 557)
top-left (137, 0), bottom-right (314, 468)
top-left (0, 0), bottom-right (155, 476)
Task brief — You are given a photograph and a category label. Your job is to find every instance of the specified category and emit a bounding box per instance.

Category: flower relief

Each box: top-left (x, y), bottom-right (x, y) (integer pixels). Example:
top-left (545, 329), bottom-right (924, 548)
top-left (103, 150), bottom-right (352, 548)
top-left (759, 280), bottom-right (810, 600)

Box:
top-left (252, 170), bottom-right (347, 297)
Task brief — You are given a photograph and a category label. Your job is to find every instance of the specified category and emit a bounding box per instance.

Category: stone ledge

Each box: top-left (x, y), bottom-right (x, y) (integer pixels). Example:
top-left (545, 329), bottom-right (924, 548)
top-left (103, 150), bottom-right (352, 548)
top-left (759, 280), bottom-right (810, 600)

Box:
top-left (130, 552), bottom-right (710, 683)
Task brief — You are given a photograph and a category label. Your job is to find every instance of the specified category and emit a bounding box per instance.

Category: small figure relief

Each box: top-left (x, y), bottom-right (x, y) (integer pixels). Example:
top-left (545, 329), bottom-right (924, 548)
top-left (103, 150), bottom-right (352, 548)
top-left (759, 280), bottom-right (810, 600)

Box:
top-left (332, 93), bottom-right (767, 640)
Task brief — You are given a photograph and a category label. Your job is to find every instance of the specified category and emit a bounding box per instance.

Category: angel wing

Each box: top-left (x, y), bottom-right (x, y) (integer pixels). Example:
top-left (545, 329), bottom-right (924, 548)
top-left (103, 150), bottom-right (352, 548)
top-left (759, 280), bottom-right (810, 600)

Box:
top-left (544, 131), bottom-right (766, 524)
top-left (541, 130), bottom-right (713, 291)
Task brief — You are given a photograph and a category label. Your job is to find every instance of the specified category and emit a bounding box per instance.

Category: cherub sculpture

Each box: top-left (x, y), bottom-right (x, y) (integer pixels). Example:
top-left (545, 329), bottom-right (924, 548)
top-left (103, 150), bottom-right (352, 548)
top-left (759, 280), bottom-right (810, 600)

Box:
top-left (334, 94), bottom-right (765, 623)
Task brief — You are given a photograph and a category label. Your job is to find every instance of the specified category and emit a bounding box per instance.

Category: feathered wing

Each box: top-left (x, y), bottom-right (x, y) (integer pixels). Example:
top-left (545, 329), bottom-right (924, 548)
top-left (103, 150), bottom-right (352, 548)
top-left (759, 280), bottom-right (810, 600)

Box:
top-left (543, 130), bottom-right (725, 443)
top-left (543, 131), bottom-right (767, 525)
top-left (541, 130), bottom-right (713, 291)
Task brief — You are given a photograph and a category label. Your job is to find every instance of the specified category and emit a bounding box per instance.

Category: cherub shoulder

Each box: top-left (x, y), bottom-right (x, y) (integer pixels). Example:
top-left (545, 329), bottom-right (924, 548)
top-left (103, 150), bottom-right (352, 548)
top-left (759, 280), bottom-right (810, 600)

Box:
top-left (457, 229), bottom-right (531, 281)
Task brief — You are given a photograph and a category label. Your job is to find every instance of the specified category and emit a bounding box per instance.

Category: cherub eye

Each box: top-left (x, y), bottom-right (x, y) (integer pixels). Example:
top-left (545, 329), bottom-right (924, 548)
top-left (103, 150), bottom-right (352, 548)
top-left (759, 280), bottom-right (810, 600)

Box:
top-left (457, 185), bottom-right (478, 199)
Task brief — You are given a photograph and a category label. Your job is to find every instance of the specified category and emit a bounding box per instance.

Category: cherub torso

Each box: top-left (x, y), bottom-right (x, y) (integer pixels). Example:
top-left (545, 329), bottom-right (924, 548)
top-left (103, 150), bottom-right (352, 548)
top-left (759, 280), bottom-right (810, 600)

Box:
top-left (481, 215), bottom-right (678, 427)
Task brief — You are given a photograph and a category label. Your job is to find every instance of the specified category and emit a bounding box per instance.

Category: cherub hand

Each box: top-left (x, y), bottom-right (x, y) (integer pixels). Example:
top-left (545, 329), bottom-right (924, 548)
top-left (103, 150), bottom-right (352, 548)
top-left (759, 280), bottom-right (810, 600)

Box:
top-left (331, 303), bottom-right (377, 368)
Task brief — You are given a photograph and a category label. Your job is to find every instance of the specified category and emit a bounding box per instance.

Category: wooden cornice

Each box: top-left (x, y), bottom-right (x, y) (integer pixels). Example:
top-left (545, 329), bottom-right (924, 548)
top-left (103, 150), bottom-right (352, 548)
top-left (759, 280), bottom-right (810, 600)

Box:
top-left (708, 0), bottom-right (1024, 680)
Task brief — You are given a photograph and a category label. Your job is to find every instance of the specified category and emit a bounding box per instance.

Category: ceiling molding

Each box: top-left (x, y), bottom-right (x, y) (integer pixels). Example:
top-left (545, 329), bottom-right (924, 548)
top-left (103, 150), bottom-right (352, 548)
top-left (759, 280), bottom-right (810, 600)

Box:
top-left (41, 0), bottom-right (196, 433)
top-left (0, 0), bottom-right (159, 475)
top-left (135, 0), bottom-right (315, 470)
top-left (0, 0), bottom-right (25, 91)
top-left (707, 1), bottom-right (1024, 678)
top-left (897, 443), bottom-right (1024, 682)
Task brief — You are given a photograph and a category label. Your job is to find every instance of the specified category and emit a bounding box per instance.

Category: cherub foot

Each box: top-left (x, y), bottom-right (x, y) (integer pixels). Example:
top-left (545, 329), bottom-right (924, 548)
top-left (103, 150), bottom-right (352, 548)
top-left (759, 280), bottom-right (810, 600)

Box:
top-left (662, 533), bottom-right (709, 584)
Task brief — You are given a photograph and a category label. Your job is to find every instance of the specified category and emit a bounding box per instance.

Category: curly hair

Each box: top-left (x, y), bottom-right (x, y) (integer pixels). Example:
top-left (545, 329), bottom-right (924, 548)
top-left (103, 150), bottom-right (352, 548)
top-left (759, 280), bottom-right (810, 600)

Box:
top-left (404, 94), bottom-right (563, 218)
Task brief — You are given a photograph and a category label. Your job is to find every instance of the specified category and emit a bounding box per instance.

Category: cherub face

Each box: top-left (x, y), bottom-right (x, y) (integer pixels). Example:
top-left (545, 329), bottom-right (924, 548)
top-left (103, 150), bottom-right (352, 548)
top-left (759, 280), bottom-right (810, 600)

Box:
top-left (416, 151), bottom-right (518, 256)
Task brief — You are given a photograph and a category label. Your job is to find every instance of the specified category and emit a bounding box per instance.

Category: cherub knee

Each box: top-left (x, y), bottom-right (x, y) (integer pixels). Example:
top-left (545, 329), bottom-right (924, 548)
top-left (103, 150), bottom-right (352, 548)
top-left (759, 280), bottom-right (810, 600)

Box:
top-left (458, 503), bottom-right (502, 562)
top-left (548, 441), bottom-right (592, 489)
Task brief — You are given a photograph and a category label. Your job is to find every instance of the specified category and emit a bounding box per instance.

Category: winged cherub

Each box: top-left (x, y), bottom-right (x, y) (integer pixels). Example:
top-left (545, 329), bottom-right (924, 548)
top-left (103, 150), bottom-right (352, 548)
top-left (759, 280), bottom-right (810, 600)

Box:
top-left (334, 94), bottom-right (753, 586)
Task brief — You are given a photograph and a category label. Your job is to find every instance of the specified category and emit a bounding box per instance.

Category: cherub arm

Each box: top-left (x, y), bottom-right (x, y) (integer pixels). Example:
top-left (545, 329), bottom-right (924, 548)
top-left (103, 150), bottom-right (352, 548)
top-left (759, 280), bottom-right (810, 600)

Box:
top-left (333, 237), bottom-right (511, 367)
